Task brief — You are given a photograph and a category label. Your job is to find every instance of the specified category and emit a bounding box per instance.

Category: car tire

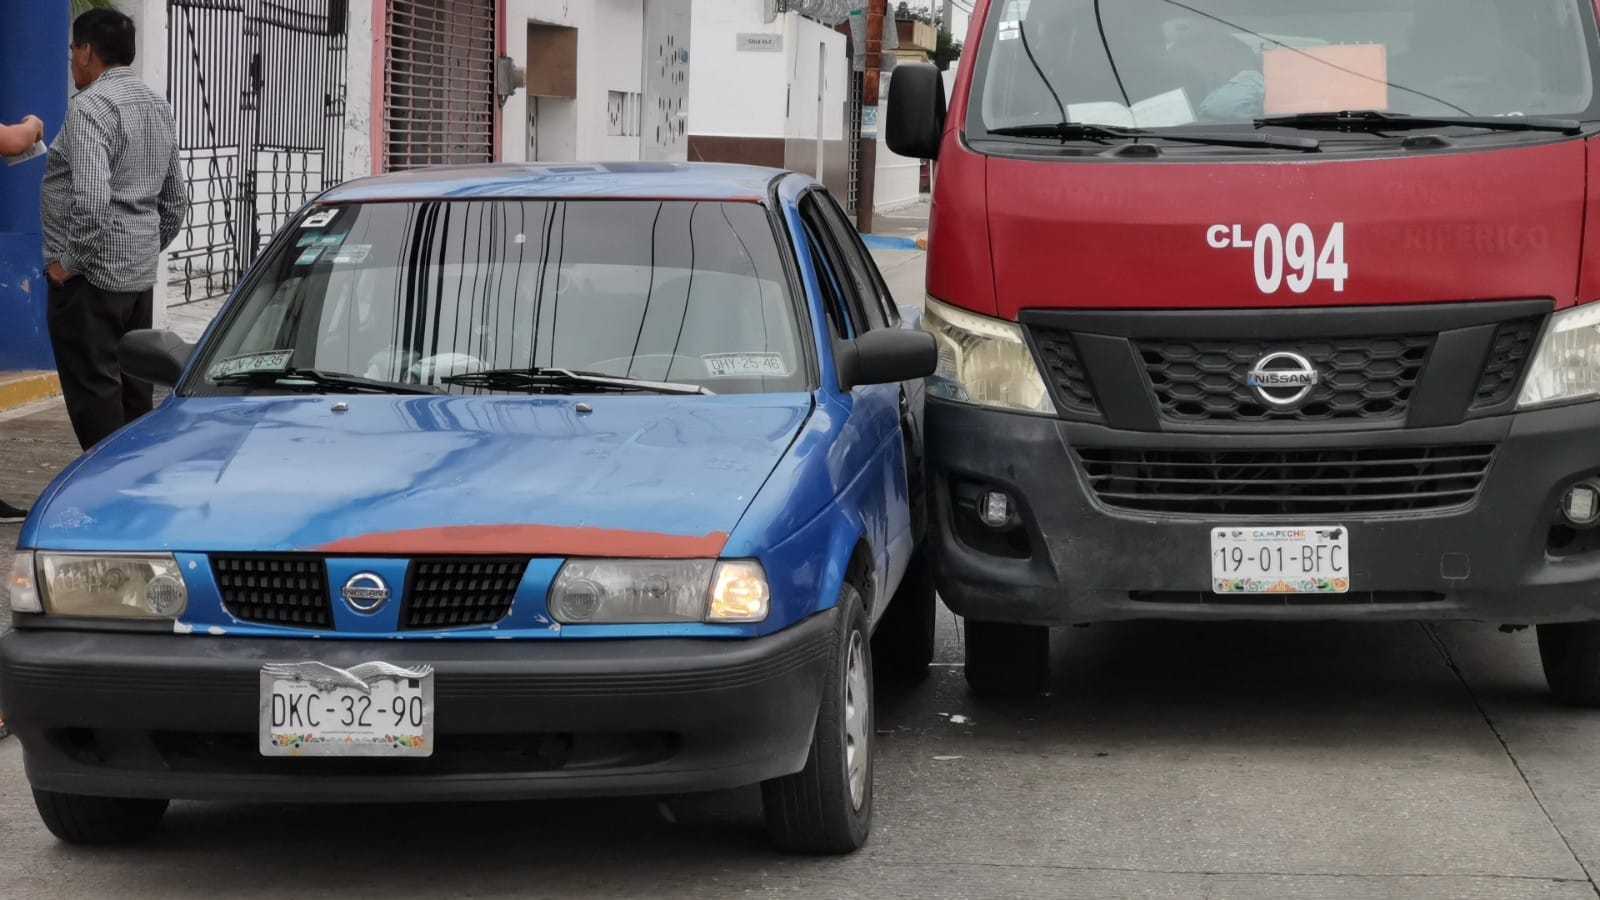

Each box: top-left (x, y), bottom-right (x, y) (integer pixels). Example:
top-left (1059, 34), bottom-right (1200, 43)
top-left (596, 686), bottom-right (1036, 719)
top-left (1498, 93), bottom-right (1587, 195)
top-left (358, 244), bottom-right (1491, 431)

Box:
top-left (762, 581), bottom-right (873, 854)
top-left (964, 619), bottom-right (1049, 698)
top-left (872, 546), bottom-right (937, 683)
top-left (1537, 622), bottom-right (1600, 707)
top-left (32, 790), bottom-right (168, 845)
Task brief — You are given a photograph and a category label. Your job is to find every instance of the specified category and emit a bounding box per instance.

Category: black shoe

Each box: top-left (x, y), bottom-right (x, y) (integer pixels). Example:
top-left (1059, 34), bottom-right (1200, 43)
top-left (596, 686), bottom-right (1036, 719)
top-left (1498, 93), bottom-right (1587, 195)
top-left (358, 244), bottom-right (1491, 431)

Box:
top-left (0, 500), bottom-right (28, 523)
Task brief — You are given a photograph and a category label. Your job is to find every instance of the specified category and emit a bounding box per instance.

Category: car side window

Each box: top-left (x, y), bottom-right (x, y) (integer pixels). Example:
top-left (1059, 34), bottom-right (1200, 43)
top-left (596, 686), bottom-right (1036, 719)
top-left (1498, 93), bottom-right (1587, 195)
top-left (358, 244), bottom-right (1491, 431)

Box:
top-left (800, 193), bottom-right (881, 334)
top-left (813, 192), bottom-right (898, 330)
top-left (801, 215), bottom-right (857, 341)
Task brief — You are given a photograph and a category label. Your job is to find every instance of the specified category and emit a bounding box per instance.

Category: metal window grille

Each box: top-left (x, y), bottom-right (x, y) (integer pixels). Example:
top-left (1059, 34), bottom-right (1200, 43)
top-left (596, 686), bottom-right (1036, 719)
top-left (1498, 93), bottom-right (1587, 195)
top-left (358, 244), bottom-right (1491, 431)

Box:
top-left (384, 0), bottom-right (496, 171)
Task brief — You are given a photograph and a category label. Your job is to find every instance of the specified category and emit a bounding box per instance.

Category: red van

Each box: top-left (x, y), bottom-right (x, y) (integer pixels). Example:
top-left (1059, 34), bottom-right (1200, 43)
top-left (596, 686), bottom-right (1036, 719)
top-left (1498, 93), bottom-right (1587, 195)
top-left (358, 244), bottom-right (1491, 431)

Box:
top-left (887, 0), bottom-right (1600, 701)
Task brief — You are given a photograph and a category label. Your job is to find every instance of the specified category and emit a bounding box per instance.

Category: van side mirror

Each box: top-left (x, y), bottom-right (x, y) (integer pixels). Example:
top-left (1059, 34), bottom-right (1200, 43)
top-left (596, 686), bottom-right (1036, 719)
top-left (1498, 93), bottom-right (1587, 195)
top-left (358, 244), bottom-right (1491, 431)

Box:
top-left (886, 63), bottom-right (947, 161)
top-left (835, 328), bottom-right (938, 391)
top-left (119, 329), bottom-right (195, 388)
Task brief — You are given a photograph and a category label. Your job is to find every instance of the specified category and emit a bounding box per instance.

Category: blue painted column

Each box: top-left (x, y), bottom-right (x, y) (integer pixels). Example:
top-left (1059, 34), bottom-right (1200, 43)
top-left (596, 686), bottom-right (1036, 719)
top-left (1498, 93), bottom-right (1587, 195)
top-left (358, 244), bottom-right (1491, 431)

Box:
top-left (0, 0), bottom-right (68, 372)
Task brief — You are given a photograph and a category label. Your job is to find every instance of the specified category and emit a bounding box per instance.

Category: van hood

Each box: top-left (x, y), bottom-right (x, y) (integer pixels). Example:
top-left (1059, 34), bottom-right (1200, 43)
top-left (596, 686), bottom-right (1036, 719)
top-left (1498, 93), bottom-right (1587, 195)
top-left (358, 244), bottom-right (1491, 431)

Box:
top-left (982, 140), bottom-right (1587, 318)
top-left (26, 394), bottom-right (812, 556)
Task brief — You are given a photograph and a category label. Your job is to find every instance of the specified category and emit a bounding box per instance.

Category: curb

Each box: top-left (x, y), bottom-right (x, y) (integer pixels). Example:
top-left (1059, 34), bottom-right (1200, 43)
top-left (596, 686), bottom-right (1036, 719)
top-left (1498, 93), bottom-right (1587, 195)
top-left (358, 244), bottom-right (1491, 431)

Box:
top-left (0, 371), bottom-right (61, 415)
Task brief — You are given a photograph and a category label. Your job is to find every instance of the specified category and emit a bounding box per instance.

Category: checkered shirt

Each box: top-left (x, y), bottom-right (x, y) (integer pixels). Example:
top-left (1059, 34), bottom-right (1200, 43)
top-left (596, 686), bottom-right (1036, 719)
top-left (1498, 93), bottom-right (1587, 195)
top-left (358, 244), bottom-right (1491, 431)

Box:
top-left (40, 66), bottom-right (188, 293)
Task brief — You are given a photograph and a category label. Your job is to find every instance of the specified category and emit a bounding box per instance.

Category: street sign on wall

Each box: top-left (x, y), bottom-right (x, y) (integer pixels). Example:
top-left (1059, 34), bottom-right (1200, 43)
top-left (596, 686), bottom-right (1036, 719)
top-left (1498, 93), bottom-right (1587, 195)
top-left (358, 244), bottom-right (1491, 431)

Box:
top-left (737, 32), bottom-right (783, 52)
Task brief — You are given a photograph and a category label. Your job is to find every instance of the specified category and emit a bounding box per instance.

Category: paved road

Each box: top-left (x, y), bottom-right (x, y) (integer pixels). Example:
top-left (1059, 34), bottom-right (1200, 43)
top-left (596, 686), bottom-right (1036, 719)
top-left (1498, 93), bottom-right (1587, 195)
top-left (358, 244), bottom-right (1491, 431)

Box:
top-left (6, 243), bottom-right (1600, 897)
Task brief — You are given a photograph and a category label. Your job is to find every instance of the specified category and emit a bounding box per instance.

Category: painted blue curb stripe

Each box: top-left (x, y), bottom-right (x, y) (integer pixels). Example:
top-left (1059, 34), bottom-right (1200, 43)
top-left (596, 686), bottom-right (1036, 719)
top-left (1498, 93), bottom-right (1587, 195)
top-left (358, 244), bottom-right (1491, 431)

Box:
top-left (860, 234), bottom-right (921, 251)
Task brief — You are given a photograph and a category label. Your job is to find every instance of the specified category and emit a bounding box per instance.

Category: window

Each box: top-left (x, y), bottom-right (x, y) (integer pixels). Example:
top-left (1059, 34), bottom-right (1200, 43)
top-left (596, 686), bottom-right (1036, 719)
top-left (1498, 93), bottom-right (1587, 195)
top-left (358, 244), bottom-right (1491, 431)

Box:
top-left (813, 192), bottom-right (899, 330)
top-left (801, 212), bottom-right (860, 341)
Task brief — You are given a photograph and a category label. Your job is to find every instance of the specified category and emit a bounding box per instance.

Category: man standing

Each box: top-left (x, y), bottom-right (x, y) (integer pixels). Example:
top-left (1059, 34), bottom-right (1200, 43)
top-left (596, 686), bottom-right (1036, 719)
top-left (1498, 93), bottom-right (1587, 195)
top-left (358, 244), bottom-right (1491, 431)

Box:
top-left (42, 8), bottom-right (186, 451)
top-left (0, 113), bottom-right (46, 523)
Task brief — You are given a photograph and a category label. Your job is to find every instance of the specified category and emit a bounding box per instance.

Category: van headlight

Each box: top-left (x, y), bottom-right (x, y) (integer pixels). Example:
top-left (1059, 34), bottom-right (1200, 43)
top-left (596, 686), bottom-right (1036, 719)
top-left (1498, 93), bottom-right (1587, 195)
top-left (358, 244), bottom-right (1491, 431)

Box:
top-left (32, 553), bottom-right (189, 619)
top-left (548, 559), bottom-right (770, 624)
top-left (1519, 305), bottom-right (1600, 409)
top-left (922, 297), bottom-right (1056, 414)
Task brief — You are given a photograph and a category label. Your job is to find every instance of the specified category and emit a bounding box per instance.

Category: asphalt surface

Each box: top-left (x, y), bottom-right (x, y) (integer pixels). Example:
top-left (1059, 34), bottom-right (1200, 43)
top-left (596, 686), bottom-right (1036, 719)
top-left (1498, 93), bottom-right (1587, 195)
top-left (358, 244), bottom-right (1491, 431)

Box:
top-left (5, 235), bottom-right (1600, 897)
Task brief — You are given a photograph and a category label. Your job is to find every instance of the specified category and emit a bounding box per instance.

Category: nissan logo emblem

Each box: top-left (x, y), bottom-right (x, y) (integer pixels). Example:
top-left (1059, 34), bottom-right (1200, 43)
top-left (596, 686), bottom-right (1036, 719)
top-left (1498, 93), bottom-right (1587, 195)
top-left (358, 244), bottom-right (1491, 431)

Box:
top-left (341, 572), bottom-right (391, 614)
top-left (1247, 351), bottom-right (1320, 408)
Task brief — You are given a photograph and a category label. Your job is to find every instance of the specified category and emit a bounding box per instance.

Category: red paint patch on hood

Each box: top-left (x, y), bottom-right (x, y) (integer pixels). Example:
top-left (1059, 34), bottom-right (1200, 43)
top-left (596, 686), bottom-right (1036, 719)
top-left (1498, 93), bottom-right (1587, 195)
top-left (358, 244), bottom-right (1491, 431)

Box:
top-left (317, 525), bottom-right (729, 559)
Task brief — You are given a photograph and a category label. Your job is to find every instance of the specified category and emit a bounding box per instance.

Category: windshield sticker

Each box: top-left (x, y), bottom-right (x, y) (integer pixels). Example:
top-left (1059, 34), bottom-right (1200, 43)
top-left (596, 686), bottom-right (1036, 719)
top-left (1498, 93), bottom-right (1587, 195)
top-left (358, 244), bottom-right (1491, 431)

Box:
top-left (300, 209), bottom-right (338, 229)
top-left (328, 244), bottom-right (370, 265)
top-left (703, 352), bottom-right (789, 378)
top-left (1264, 44), bottom-right (1389, 115)
top-left (314, 232), bottom-right (347, 247)
top-left (295, 247), bottom-right (323, 266)
top-left (207, 350), bottom-right (293, 381)
top-left (295, 232), bottom-right (319, 247)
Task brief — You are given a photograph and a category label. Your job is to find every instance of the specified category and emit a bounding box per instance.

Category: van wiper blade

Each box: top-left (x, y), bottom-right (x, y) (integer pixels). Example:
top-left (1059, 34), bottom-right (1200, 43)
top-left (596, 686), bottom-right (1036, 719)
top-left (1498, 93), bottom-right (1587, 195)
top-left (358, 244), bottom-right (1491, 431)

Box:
top-left (1255, 110), bottom-right (1583, 135)
top-left (212, 367), bottom-right (442, 395)
top-left (987, 122), bottom-right (1321, 151)
top-left (441, 367), bottom-right (714, 396)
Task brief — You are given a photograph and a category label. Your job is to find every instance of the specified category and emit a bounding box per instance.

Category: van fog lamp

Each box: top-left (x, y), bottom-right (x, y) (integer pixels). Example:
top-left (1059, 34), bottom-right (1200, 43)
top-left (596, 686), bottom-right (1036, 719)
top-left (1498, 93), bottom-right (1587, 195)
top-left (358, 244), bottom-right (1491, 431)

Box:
top-left (1563, 482), bottom-right (1600, 527)
top-left (978, 491), bottom-right (1013, 528)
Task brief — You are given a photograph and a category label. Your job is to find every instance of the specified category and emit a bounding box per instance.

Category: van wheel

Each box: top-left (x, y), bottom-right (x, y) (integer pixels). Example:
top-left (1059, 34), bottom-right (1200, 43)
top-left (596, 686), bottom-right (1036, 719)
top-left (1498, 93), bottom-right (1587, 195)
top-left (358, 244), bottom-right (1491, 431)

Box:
top-left (762, 582), bottom-right (873, 854)
top-left (1537, 623), bottom-right (1600, 707)
top-left (964, 619), bottom-right (1049, 698)
top-left (873, 546), bottom-right (937, 683)
top-left (32, 790), bottom-right (168, 844)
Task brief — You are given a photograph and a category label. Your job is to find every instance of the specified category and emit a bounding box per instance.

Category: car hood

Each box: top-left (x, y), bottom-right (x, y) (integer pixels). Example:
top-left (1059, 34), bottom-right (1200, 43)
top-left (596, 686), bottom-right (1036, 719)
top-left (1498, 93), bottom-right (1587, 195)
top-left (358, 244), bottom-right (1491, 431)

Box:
top-left (983, 139), bottom-right (1587, 317)
top-left (27, 394), bottom-right (813, 556)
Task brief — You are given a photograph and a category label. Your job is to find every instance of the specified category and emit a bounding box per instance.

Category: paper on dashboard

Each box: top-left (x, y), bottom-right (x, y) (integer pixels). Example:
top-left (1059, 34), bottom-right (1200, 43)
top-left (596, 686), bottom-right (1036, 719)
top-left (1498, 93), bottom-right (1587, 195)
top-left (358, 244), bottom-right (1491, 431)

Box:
top-left (1066, 89), bottom-right (1197, 129)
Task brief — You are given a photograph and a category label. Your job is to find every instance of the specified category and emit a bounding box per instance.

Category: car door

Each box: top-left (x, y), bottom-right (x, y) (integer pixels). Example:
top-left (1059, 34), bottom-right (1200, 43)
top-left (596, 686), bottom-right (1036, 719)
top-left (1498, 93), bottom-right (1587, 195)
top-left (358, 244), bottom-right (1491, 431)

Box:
top-left (798, 190), bottom-right (917, 615)
top-left (809, 191), bottom-right (929, 548)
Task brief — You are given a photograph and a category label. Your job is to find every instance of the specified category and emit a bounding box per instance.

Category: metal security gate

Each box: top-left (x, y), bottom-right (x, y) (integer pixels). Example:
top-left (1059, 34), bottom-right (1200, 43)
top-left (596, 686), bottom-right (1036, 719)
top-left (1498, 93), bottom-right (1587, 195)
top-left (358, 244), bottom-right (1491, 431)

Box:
top-left (847, 70), bottom-right (863, 211)
top-left (384, 0), bottom-right (496, 170)
top-left (167, 0), bottom-right (349, 304)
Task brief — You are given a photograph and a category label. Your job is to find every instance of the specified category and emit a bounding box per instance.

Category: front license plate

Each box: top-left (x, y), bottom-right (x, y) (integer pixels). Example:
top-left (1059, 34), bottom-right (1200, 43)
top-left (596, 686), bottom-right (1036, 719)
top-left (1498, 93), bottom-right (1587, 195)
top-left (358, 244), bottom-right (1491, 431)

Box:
top-left (259, 661), bottom-right (434, 757)
top-left (1211, 525), bottom-right (1350, 594)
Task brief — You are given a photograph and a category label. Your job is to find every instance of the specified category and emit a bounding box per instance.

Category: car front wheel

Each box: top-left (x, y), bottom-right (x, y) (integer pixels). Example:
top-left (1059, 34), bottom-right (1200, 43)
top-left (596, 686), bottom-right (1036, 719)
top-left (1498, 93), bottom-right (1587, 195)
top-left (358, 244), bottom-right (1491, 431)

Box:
top-left (762, 581), bottom-right (873, 854)
top-left (1538, 622), bottom-right (1600, 707)
top-left (32, 790), bottom-right (169, 845)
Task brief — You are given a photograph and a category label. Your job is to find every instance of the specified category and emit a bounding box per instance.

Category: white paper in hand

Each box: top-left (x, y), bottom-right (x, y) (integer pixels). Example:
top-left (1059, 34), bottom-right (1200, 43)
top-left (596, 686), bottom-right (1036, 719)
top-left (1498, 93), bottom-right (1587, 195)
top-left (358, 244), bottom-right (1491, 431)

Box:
top-left (3, 140), bottom-right (46, 167)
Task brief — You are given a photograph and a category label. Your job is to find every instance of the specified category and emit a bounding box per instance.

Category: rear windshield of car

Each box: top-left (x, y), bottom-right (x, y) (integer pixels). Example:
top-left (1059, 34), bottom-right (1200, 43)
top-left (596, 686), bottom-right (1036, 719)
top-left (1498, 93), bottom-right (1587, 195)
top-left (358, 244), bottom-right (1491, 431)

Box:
top-left (972, 0), bottom-right (1599, 132)
top-left (187, 199), bottom-right (810, 395)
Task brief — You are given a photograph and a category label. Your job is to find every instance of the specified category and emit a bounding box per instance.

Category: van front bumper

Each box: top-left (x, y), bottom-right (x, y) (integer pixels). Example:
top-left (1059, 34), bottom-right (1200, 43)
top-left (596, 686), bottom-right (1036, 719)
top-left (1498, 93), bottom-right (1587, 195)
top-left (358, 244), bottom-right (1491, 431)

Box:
top-left (0, 609), bottom-right (834, 802)
top-left (927, 396), bottom-right (1600, 626)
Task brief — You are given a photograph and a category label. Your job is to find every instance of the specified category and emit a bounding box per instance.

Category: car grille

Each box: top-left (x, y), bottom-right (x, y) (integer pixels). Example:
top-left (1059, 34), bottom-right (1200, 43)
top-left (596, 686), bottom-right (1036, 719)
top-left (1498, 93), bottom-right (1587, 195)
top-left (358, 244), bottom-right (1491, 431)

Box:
top-left (1076, 445), bottom-right (1496, 516)
top-left (401, 558), bottom-right (527, 630)
top-left (212, 555), bottom-right (333, 630)
top-left (1136, 335), bottom-right (1432, 423)
top-left (1472, 318), bottom-right (1540, 409)
top-left (1031, 329), bottom-right (1099, 413)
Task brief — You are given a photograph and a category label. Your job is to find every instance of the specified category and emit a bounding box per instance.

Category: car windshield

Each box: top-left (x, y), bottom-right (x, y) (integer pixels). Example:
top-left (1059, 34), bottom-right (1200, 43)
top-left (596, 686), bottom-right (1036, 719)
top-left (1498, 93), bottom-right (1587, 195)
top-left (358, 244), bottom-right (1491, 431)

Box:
top-left (187, 199), bottom-right (809, 396)
top-left (973, 0), bottom-right (1599, 133)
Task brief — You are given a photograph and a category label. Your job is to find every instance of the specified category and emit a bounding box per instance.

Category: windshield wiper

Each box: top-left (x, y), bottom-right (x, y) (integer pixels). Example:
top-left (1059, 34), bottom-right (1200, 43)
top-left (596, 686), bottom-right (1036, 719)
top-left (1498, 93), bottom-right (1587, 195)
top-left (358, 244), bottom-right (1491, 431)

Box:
top-left (441, 367), bottom-right (715, 396)
top-left (988, 122), bottom-right (1321, 151)
top-left (1255, 110), bottom-right (1584, 135)
top-left (212, 367), bottom-right (442, 395)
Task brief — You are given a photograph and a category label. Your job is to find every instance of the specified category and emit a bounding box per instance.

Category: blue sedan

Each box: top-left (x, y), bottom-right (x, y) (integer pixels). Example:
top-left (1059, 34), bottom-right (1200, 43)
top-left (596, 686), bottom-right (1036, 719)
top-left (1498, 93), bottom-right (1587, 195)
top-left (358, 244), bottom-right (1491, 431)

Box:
top-left (0, 163), bottom-right (939, 854)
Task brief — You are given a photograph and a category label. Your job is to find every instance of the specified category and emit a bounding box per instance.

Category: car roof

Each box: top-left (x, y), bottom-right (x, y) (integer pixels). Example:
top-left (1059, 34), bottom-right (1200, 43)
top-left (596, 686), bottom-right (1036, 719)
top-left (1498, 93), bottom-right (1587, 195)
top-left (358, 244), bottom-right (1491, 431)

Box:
top-left (318, 162), bottom-right (799, 205)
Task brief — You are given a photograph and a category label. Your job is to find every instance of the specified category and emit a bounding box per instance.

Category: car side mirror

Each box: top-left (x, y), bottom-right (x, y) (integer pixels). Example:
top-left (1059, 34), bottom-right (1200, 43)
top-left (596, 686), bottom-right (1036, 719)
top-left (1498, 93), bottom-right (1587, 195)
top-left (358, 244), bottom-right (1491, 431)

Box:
top-left (836, 328), bottom-right (938, 391)
top-left (886, 63), bottom-right (947, 161)
top-left (119, 329), bottom-right (195, 388)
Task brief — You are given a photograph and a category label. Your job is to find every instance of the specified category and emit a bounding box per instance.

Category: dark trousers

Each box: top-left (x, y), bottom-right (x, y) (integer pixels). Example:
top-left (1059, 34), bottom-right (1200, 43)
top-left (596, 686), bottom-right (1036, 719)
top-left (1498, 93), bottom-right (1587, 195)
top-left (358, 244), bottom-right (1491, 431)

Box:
top-left (47, 276), bottom-right (155, 452)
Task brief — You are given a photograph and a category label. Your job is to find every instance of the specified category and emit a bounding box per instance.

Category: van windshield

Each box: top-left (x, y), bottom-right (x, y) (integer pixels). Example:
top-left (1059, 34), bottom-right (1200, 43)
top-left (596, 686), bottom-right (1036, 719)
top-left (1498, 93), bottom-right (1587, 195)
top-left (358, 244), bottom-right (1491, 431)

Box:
top-left (973, 0), bottom-right (1599, 134)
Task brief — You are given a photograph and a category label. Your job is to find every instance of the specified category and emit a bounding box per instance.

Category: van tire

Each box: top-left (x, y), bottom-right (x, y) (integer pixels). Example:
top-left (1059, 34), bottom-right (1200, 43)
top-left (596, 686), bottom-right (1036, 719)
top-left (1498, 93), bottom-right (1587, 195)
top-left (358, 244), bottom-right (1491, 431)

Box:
top-left (762, 582), bottom-right (873, 854)
top-left (1537, 622), bottom-right (1600, 707)
top-left (32, 790), bottom-right (168, 845)
top-left (964, 620), bottom-right (1049, 698)
top-left (873, 546), bottom-right (937, 682)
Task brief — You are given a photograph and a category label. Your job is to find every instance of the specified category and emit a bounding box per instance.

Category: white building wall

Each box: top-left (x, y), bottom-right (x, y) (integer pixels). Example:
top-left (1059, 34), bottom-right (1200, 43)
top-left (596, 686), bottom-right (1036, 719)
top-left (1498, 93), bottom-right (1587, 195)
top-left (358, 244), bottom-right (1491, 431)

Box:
top-left (502, 0), bottom-right (649, 163)
top-left (118, 0), bottom-right (173, 325)
top-left (687, 1), bottom-right (788, 138)
top-left (344, 0), bottom-right (377, 179)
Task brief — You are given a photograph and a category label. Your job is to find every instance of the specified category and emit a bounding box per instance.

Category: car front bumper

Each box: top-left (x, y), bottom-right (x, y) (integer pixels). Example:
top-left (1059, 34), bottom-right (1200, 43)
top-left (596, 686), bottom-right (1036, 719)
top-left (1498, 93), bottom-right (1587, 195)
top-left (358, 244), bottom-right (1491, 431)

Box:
top-left (927, 396), bottom-right (1600, 626)
top-left (0, 609), bottom-right (835, 802)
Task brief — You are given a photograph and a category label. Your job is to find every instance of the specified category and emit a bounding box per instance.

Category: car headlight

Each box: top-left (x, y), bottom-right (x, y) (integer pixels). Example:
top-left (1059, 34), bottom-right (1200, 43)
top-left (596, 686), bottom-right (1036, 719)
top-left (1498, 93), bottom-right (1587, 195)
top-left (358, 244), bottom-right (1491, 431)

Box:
top-left (548, 559), bottom-right (770, 624)
top-left (1519, 305), bottom-right (1600, 409)
top-left (34, 553), bottom-right (189, 619)
top-left (922, 297), bottom-right (1056, 414)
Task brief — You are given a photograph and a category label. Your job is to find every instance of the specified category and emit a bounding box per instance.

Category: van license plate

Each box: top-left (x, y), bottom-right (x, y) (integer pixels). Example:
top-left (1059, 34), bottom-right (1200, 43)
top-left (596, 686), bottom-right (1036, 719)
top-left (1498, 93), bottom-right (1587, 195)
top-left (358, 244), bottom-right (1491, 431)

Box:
top-left (1211, 526), bottom-right (1350, 594)
top-left (259, 661), bottom-right (434, 757)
